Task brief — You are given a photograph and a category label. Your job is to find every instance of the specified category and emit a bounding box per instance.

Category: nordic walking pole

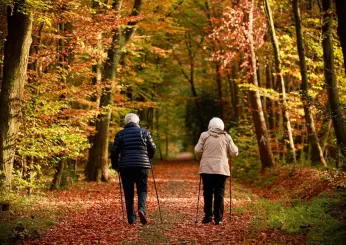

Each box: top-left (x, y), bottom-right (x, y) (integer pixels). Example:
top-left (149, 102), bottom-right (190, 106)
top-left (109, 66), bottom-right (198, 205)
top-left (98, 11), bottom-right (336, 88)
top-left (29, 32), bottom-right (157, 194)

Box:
top-left (118, 172), bottom-right (125, 222)
top-left (195, 175), bottom-right (202, 223)
top-left (150, 160), bottom-right (163, 223)
top-left (229, 158), bottom-right (233, 219)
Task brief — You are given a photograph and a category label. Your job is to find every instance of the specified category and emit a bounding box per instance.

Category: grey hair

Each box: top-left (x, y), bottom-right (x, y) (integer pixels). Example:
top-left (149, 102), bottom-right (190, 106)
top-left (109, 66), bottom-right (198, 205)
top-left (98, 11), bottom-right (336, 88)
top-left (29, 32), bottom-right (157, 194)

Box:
top-left (124, 113), bottom-right (140, 124)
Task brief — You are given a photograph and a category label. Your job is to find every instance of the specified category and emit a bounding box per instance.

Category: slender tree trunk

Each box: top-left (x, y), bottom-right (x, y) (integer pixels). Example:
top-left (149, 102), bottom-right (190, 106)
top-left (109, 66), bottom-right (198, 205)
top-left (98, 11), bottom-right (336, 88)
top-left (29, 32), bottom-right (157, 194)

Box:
top-left (86, 0), bottom-right (143, 181)
top-left (0, 2), bottom-right (32, 190)
top-left (50, 159), bottom-right (66, 190)
top-left (265, 63), bottom-right (280, 156)
top-left (248, 0), bottom-right (275, 170)
top-left (28, 22), bottom-right (44, 77)
top-left (292, 0), bottom-right (327, 166)
top-left (322, 0), bottom-right (346, 157)
top-left (189, 53), bottom-right (205, 133)
top-left (165, 134), bottom-right (169, 160)
top-left (215, 63), bottom-right (224, 120)
top-left (204, 0), bottom-right (225, 121)
top-left (86, 32), bottom-right (103, 178)
top-left (85, 34), bottom-right (120, 181)
top-left (257, 61), bottom-right (268, 127)
top-left (335, 0), bottom-right (346, 74)
top-left (321, 119), bottom-right (332, 153)
top-left (154, 109), bottom-right (163, 160)
top-left (86, 3), bottom-right (104, 178)
top-left (265, 0), bottom-right (297, 164)
top-left (173, 32), bottom-right (205, 133)
top-left (265, 64), bottom-right (275, 132)
top-left (186, 32), bottom-right (205, 132)
top-left (229, 66), bottom-right (240, 123)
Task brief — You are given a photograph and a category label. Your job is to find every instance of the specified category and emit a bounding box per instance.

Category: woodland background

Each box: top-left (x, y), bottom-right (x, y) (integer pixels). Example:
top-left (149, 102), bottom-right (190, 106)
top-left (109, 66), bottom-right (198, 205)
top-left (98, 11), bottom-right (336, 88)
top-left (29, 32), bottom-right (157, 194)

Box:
top-left (0, 0), bottom-right (346, 244)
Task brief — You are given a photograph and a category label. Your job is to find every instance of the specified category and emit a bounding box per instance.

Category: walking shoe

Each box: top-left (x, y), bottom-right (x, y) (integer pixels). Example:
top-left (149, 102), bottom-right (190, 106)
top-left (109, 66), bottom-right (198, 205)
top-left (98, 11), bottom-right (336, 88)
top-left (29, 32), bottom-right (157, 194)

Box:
top-left (138, 210), bottom-right (148, 225)
top-left (214, 220), bottom-right (222, 225)
top-left (202, 216), bottom-right (213, 224)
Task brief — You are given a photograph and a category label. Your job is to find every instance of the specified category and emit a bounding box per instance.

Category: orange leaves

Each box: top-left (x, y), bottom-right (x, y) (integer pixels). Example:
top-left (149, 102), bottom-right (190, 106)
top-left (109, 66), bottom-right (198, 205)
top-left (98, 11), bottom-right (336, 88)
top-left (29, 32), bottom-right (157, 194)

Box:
top-left (27, 161), bottom-right (307, 244)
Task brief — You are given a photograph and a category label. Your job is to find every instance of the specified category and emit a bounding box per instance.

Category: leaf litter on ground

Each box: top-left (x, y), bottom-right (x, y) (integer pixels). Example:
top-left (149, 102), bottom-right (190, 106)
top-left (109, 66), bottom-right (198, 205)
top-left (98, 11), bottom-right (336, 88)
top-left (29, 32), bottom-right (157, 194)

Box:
top-left (25, 160), bottom-right (307, 244)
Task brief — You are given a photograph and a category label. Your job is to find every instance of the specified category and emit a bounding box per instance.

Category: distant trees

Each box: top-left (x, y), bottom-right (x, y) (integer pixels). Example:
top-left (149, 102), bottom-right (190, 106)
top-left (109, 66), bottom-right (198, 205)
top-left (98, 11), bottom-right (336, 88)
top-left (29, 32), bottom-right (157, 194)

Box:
top-left (292, 0), bottom-right (326, 166)
top-left (0, 0), bottom-right (345, 192)
top-left (264, 0), bottom-right (296, 164)
top-left (247, 0), bottom-right (275, 169)
top-left (206, 0), bottom-right (344, 169)
top-left (85, 0), bottom-right (144, 181)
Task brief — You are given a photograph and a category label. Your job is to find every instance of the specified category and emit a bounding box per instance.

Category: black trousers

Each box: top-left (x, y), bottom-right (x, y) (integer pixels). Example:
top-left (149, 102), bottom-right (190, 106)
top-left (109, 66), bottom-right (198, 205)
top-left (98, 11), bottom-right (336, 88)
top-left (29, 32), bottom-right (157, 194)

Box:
top-left (201, 174), bottom-right (227, 222)
top-left (120, 168), bottom-right (149, 224)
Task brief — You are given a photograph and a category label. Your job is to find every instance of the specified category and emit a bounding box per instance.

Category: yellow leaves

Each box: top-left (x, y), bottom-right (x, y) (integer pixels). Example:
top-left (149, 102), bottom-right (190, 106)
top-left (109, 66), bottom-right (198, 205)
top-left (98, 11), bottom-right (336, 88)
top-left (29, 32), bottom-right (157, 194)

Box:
top-left (125, 101), bottom-right (158, 109)
top-left (150, 46), bottom-right (172, 58)
top-left (238, 83), bottom-right (280, 101)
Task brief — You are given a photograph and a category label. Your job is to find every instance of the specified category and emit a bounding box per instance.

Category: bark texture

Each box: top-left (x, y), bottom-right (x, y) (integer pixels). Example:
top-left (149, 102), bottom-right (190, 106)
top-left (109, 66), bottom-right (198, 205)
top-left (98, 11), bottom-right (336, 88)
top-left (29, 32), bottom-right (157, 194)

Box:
top-left (85, 0), bottom-right (143, 181)
top-left (0, 1), bottom-right (32, 189)
top-left (335, 0), bottom-right (346, 74)
top-left (249, 0), bottom-right (275, 170)
top-left (322, 0), bottom-right (346, 157)
top-left (292, 0), bottom-right (327, 166)
top-left (264, 0), bottom-right (297, 164)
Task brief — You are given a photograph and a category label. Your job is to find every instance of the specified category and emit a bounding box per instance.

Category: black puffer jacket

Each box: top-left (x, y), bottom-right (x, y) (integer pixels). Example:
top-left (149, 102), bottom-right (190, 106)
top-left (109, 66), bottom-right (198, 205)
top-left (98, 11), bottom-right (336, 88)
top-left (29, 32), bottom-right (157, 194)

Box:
top-left (111, 122), bottom-right (156, 170)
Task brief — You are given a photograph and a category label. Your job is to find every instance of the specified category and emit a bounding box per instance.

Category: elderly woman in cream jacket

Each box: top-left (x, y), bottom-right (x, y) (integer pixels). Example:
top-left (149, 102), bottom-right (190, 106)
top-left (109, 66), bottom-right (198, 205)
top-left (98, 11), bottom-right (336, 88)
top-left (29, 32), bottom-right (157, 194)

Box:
top-left (195, 117), bottom-right (238, 225)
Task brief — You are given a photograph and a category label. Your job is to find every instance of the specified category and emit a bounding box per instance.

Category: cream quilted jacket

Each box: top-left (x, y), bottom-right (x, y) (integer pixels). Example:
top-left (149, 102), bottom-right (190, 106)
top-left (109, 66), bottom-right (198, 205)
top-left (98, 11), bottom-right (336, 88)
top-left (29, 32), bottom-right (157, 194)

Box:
top-left (195, 128), bottom-right (238, 176)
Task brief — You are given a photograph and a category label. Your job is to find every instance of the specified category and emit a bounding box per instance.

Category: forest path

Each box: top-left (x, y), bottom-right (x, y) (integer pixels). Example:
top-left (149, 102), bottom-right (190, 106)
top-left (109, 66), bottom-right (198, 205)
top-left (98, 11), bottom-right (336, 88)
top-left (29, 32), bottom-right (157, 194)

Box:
top-left (27, 160), bottom-right (305, 244)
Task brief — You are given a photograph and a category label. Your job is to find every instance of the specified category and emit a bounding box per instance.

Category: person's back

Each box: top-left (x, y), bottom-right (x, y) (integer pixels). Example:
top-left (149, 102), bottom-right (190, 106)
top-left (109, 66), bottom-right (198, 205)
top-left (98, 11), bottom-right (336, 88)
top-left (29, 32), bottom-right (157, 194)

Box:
top-left (196, 124), bottom-right (238, 177)
top-left (113, 122), bottom-right (155, 169)
top-left (194, 117), bottom-right (238, 225)
top-left (111, 113), bottom-right (156, 225)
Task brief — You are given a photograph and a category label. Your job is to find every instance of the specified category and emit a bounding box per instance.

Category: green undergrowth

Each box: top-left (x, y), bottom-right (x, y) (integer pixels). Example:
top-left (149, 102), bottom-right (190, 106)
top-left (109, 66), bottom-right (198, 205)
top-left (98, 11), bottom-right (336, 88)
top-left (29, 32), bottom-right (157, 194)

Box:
top-left (0, 192), bottom-right (65, 245)
top-left (237, 188), bottom-right (346, 245)
top-left (231, 155), bottom-right (346, 244)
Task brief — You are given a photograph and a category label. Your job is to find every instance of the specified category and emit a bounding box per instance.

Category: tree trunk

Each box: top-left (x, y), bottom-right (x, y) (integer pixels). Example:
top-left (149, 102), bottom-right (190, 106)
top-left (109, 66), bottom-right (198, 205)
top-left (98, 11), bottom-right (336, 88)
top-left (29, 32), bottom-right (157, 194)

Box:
top-left (188, 52), bottom-right (204, 133)
top-left (265, 63), bottom-right (280, 156)
top-left (86, 3), bottom-right (104, 179)
top-left (229, 66), bottom-right (240, 123)
top-left (215, 63), bottom-right (224, 120)
top-left (249, 0), bottom-right (275, 170)
top-left (0, 2), bottom-right (32, 190)
top-left (86, 0), bottom-right (143, 181)
top-left (173, 32), bottom-right (205, 133)
top-left (154, 108), bottom-right (163, 160)
top-left (292, 0), bottom-right (327, 166)
top-left (265, 0), bottom-right (297, 164)
top-left (86, 32), bottom-right (103, 179)
top-left (265, 64), bottom-right (275, 132)
top-left (335, 0), bottom-right (346, 74)
top-left (322, 0), bottom-right (346, 157)
top-left (28, 22), bottom-right (44, 78)
top-left (50, 159), bottom-right (66, 190)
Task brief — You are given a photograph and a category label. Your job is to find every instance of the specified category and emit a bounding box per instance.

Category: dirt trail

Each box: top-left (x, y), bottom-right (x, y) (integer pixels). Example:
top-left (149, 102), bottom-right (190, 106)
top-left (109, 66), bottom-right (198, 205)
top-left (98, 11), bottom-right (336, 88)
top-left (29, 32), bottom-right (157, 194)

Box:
top-left (27, 160), bottom-right (305, 244)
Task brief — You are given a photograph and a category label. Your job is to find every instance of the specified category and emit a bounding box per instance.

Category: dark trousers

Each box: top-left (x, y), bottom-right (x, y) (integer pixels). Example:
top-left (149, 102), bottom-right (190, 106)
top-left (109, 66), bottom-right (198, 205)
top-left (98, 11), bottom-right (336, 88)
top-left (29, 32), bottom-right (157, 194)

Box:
top-left (120, 168), bottom-right (149, 224)
top-left (201, 174), bottom-right (227, 222)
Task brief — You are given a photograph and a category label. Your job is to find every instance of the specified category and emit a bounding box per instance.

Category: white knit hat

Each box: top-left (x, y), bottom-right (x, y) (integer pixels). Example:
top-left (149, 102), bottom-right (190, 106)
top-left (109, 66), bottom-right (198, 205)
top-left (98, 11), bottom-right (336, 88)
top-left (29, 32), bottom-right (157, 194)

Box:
top-left (208, 117), bottom-right (224, 130)
top-left (124, 113), bottom-right (140, 124)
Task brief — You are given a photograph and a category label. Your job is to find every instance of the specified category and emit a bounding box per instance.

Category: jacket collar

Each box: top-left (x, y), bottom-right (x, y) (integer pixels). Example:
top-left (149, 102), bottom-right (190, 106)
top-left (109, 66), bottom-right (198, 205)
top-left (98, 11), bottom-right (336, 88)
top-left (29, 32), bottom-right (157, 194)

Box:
top-left (208, 128), bottom-right (226, 137)
top-left (125, 122), bottom-right (140, 128)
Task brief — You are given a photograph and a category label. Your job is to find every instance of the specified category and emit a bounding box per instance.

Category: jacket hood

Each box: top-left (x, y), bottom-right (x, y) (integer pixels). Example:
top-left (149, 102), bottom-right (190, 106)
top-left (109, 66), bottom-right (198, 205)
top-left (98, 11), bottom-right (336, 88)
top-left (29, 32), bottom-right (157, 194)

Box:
top-left (208, 127), bottom-right (225, 137)
top-left (208, 117), bottom-right (224, 131)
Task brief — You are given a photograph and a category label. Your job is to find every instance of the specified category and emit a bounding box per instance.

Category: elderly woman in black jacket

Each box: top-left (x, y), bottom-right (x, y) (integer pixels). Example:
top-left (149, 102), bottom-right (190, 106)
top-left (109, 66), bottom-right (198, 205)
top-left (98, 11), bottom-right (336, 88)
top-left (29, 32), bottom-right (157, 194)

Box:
top-left (111, 113), bottom-right (156, 225)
